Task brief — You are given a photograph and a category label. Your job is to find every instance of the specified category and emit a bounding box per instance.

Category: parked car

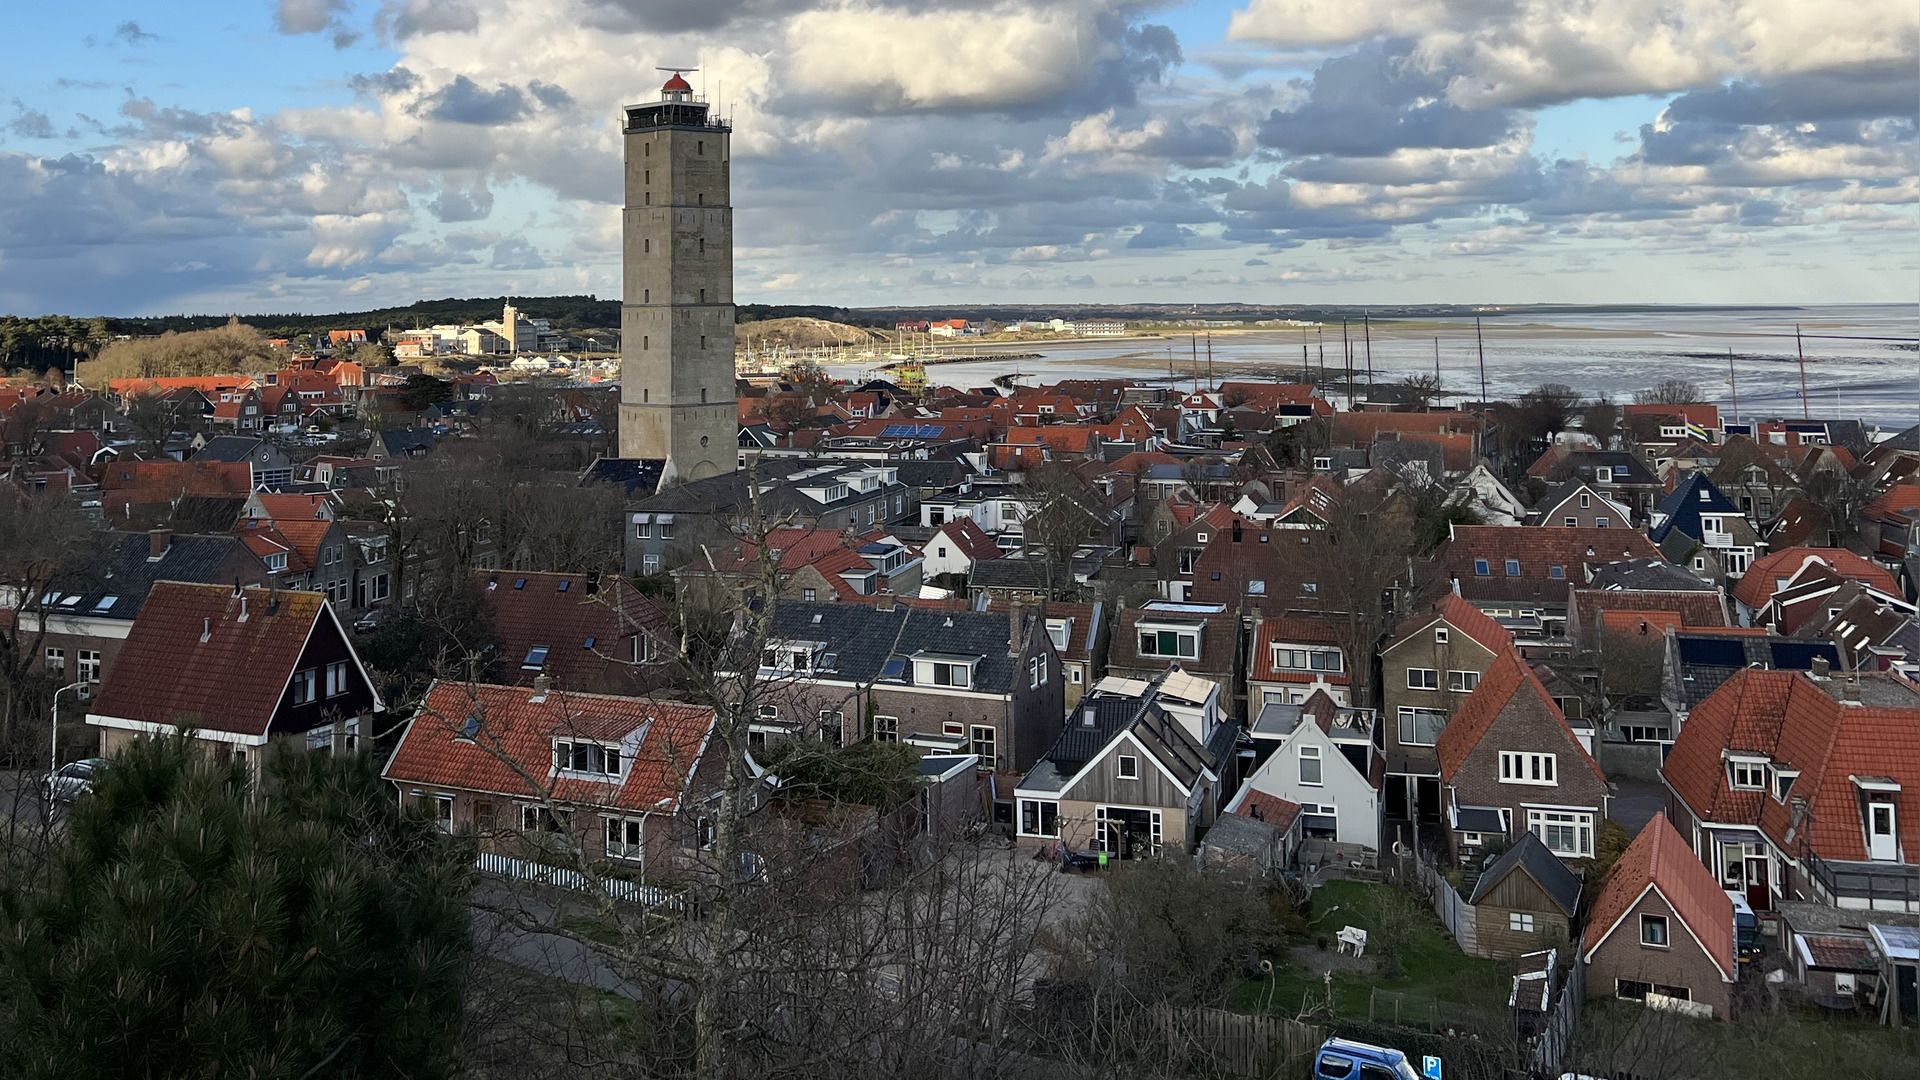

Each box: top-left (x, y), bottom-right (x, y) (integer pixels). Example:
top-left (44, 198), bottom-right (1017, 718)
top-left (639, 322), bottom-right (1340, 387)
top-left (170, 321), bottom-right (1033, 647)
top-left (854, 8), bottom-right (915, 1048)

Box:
top-left (1313, 1038), bottom-right (1438, 1080)
top-left (43, 758), bottom-right (109, 805)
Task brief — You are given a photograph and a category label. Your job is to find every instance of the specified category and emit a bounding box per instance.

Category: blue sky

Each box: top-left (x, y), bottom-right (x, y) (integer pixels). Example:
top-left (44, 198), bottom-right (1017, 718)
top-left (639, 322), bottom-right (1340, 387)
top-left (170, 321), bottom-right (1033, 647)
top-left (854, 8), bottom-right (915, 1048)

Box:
top-left (0, 0), bottom-right (1914, 315)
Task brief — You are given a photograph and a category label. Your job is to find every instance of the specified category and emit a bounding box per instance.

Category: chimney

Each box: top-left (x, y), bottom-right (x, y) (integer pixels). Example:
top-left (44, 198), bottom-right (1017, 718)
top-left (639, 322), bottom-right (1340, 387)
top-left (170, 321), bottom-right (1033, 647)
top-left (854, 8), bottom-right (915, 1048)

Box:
top-left (148, 527), bottom-right (172, 560)
top-left (1811, 655), bottom-right (1830, 678)
top-left (531, 673), bottom-right (553, 701)
top-left (200, 617), bottom-right (211, 643)
top-left (238, 594), bottom-right (249, 623)
top-left (1840, 677), bottom-right (1861, 705)
top-left (1009, 598), bottom-right (1025, 653)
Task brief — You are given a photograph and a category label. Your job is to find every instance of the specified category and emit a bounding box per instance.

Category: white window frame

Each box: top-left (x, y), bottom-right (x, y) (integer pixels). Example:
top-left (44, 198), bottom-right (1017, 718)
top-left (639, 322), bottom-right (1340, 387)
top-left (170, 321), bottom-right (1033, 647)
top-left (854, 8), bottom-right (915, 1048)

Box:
top-left (1640, 913), bottom-right (1670, 948)
top-left (872, 714), bottom-right (899, 743)
top-left (1298, 744), bottom-right (1323, 786)
top-left (1729, 759), bottom-right (1766, 791)
top-left (1117, 754), bottom-right (1140, 780)
top-left (1408, 667), bottom-right (1439, 690)
top-left (1527, 808), bottom-right (1594, 858)
top-left (1448, 669), bottom-right (1480, 692)
top-left (1018, 798), bottom-right (1060, 837)
top-left (1397, 707), bottom-right (1446, 747)
top-left (603, 815), bottom-right (646, 863)
top-left (969, 725), bottom-right (997, 768)
top-left (1509, 912), bottom-right (1535, 933)
top-left (1500, 751), bottom-right (1557, 786)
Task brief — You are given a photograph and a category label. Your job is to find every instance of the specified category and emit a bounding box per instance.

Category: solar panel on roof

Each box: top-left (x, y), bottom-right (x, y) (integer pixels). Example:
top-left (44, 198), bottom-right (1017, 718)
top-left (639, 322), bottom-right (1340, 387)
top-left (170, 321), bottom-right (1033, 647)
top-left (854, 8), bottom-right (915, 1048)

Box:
top-left (1769, 641), bottom-right (1839, 670)
top-left (1676, 637), bottom-right (1746, 668)
top-left (882, 424), bottom-right (915, 437)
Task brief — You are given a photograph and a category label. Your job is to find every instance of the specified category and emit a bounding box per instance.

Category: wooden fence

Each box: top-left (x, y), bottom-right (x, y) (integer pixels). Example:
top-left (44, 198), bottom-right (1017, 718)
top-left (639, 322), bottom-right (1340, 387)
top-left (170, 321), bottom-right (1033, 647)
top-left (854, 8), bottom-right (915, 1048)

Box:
top-left (1404, 851), bottom-right (1479, 956)
top-left (474, 850), bottom-right (690, 914)
top-left (1529, 950), bottom-right (1585, 1074)
top-left (1151, 1006), bottom-right (1324, 1079)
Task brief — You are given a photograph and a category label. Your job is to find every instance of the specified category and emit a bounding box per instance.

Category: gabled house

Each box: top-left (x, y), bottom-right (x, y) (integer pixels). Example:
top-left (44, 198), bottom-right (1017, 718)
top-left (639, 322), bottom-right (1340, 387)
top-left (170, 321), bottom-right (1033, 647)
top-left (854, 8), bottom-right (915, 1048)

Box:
top-left (1013, 667), bottom-right (1233, 857)
top-left (478, 570), bottom-right (670, 694)
top-left (1730, 547), bottom-right (1902, 630)
top-left (1231, 690), bottom-right (1383, 854)
top-left (1248, 614), bottom-right (1351, 707)
top-left (1526, 448), bottom-right (1664, 518)
top-left (1657, 628), bottom-right (1838, 743)
top-left (1661, 668), bottom-right (1920, 914)
top-left (1798, 586), bottom-right (1918, 670)
top-left (1435, 650), bottom-right (1610, 860)
top-left (1582, 813), bottom-right (1736, 1018)
top-left (383, 679), bottom-right (725, 880)
top-left (85, 583), bottom-right (382, 782)
top-left (1449, 464), bottom-right (1527, 527)
top-left (752, 600), bottom-right (1063, 787)
top-left (1528, 479), bottom-right (1634, 529)
top-left (192, 435), bottom-right (296, 489)
top-left (1379, 593), bottom-right (1517, 823)
top-left (923, 516), bottom-right (1002, 581)
top-left (1468, 831), bottom-right (1584, 959)
top-left (1649, 471), bottom-right (1765, 582)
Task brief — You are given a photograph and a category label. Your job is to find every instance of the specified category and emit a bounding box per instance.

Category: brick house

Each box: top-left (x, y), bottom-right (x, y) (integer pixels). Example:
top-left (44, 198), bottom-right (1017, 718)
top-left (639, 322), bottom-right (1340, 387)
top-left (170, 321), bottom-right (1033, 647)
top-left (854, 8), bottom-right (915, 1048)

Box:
top-left (1439, 525), bottom-right (1662, 648)
top-left (1661, 668), bottom-right (1920, 914)
top-left (1248, 613), bottom-right (1351, 708)
top-left (1379, 594), bottom-right (1516, 823)
top-left (1582, 812), bottom-right (1736, 1017)
top-left (752, 599), bottom-right (1064, 798)
top-left (1435, 649), bottom-right (1610, 860)
top-left (1013, 667), bottom-right (1232, 857)
top-left (1467, 830), bottom-right (1584, 960)
top-left (1031, 599), bottom-right (1108, 710)
top-left (85, 583), bottom-right (381, 783)
top-left (382, 679), bottom-right (725, 881)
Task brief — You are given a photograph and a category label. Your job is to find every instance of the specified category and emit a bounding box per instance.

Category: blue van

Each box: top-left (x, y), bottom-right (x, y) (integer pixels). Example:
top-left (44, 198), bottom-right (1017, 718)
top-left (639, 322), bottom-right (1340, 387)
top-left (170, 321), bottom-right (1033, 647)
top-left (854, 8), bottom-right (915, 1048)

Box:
top-left (1312, 1037), bottom-right (1441, 1080)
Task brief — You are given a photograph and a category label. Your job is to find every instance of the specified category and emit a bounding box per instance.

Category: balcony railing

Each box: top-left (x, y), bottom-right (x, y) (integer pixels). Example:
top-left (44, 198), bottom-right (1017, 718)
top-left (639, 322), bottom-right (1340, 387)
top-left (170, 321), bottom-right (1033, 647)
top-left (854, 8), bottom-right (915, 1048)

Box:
top-left (1807, 852), bottom-right (1920, 911)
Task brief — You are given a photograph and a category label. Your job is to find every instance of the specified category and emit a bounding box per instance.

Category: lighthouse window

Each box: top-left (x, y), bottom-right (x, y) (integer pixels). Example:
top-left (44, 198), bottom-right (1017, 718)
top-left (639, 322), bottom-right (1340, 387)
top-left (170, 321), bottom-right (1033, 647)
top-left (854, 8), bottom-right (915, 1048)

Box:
top-left (697, 140), bottom-right (704, 155)
top-left (644, 238), bottom-right (651, 253)
top-left (701, 388), bottom-right (708, 403)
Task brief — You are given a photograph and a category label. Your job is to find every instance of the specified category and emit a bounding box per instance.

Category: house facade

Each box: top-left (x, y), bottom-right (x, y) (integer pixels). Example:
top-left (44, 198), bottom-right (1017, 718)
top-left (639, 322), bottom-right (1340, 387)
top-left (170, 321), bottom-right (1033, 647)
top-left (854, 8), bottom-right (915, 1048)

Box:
top-left (1379, 594), bottom-right (1515, 823)
top-left (1231, 692), bottom-right (1382, 853)
top-left (1013, 668), bottom-right (1232, 857)
top-left (1582, 813), bottom-right (1736, 1018)
top-left (1467, 831), bottom-right (1584, 960)
top-left (1248, 614), bottom-right (1351, 708)
top-left (85, 583), bottom-right (381, 784)
top-left (1435, 650), bottom-right (1611, 861)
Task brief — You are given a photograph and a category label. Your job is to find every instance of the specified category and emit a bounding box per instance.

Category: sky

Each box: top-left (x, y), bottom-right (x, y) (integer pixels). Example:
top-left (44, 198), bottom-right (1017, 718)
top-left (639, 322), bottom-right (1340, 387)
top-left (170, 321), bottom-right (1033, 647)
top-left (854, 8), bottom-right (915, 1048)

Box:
top-left (0, 0), bottom-right (1914, 316)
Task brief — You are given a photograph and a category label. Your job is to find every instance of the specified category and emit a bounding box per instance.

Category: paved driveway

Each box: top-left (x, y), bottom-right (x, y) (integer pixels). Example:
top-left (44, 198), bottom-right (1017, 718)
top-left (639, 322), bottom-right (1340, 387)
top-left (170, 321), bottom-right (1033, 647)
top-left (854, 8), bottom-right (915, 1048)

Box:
top-left (1608, 779), bottom-right (1667, 835)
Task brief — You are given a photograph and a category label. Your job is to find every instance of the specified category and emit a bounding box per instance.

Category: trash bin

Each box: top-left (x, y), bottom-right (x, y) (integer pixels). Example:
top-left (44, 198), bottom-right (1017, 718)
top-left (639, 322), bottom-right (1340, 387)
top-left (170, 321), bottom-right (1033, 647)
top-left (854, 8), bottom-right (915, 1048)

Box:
top-left (1097, 851), bottom-right (1108, 869)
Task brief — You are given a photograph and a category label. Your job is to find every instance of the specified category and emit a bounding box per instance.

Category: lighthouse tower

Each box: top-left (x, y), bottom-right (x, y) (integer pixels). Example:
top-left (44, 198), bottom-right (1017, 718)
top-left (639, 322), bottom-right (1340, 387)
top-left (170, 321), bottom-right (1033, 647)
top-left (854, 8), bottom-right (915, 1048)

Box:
top-left (617, 71), bottom-right (735, 482)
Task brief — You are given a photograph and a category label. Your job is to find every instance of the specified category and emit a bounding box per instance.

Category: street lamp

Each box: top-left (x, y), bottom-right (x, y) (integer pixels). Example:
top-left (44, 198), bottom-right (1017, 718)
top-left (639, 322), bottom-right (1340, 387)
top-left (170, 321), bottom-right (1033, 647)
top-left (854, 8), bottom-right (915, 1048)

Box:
top-left (51, 680), bottom-right (92, 777)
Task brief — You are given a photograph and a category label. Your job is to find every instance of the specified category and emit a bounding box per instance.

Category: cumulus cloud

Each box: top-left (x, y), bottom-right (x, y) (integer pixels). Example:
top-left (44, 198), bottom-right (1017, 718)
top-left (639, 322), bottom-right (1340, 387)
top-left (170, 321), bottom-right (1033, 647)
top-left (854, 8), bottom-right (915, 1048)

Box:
top-left (1229, 0), bottom-right (1920, 108)
top-left (276, 0), bottom-right (348, 35)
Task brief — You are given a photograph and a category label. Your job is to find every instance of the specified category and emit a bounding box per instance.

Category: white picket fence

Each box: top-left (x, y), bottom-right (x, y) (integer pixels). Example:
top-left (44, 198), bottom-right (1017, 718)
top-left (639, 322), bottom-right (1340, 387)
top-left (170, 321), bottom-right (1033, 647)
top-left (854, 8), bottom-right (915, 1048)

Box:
top-left (475, 850), bottom-right (690, 914)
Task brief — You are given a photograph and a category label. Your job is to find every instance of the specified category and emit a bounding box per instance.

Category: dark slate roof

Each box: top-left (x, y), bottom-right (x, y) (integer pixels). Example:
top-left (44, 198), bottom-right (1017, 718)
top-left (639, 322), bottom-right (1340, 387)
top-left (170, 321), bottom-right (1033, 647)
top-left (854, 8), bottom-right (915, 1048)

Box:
top-left (892, 459), bottom-right (969, 490)
top-left (766, 601), bottom-right (1028, 694)
top-left (1202, 811), bottom-right (1280, 857)
top-left (168, 494), bottom-right (248, 534)
top-left (1668, 630), bottom-right (1842, 710)
top-left (969, 558), bottom-right (1051, 590)
top-left (1649, 471), bottom-right (1738, 544)
top-left (1587, 558), bottom-right (1715, 591)
top-left (1469, 830), bottom-right (1583, 916)
top-left (191, 435), bottom-right (274, 464)
top-left (378, 428), bottom-right (435, 456)
top-left (42, 531), bottom-right (253, 621)
top-left (580, 456), bottom-right (666, 498)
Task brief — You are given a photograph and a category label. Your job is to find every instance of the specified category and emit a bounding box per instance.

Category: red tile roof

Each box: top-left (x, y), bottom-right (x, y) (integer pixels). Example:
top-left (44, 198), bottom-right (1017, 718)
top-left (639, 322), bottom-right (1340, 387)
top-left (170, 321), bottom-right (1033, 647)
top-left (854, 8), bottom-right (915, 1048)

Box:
top-left (383, 680), bottom-right (715, 815)
top-left (1442, 525), bottom-right (1662, 603)
top-left (1622, 403), bottom-right (1721, 430)
top-left (1249, 614), bottom-right (1350, 685)
top-left (1583, 813), bottom-right (1734, 981)
top-left (1232, 789), bottom-right (1303, 833)
top-left (478, 570), bottom-right (668, 689)
top-left (1385, 593), bottom-right (1516, 655)
top-left (90, 583), bottom-right (339, 737)
top-left (1730, 547), bottom-right (1899, 609)
top-left (1435, 650), bottom-right (1606, 785)
top-left (1572, 588), bottom-right (1728, 645)
top-left (936, 517), bottom-right (1002, 562)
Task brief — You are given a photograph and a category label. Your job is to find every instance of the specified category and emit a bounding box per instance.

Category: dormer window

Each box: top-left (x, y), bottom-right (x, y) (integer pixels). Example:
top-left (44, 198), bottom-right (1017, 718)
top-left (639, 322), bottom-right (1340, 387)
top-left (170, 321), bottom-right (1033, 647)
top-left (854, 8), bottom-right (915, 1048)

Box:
top-left (553, 739), bottom-right (622, 778)
top-left (1728, 758), bottom-right (1765, 790)
top-left (1772, 769), bottom-right (1799, 803)
top-left (266, 553), bottom-right (288, 573)
top-left (1046, 619), bottom-right (1071, 652)
top-left (920, 659), bottom-right (972, 688)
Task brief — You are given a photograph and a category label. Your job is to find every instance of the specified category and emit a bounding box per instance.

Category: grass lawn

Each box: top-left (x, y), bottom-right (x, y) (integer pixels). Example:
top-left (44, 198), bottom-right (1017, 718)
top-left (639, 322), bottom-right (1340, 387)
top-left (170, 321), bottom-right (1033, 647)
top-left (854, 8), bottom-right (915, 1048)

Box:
top-left (1231, 879), bottom-right (1513, 1032)
top-left (1573, 999), bottom-right (1919, 1080)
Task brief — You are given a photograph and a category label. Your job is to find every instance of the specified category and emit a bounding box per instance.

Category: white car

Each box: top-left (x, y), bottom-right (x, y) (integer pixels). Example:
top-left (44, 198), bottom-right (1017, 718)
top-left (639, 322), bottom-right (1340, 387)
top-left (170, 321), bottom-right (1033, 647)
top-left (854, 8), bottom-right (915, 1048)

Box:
top-left (44, 758), bottom-right (108, 805)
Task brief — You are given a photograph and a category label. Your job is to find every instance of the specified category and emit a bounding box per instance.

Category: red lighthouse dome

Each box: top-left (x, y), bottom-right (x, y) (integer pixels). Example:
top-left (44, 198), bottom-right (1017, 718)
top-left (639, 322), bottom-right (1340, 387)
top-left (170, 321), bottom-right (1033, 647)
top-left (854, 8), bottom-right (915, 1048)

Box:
top-left (662, 72), bottom-right (692, 94)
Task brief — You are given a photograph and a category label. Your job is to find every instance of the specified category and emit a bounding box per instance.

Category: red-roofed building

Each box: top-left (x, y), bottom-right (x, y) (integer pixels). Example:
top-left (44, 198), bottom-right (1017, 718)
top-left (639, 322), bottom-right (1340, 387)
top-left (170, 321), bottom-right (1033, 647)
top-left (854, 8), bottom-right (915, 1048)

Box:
top-left (1582, 813), bottom-right (1735, 1017)
top-left (100, 459), bottom-right (253, 523)
top-left (1379, 593), bottom-right (1519, 821)
top-left (924, 517), bottom-right (1002, 580)
top-left (1731, 547), bottom-right (1901, 628)
top-left (688, 527), bottom-right (924, 604)
top-left (477, 570), bottom-right (669, 694)
top-left (1662, 668), bottom-right (1920, 914)
top-left (1434, 650), bottom-right (1609, 860)
top-left (382, 679), bottom-right (725, 880)
top-left (1439, 525), bottom-right (1663, 646)
top-left (1567, 587), bottom-right (1729, 648)
top-left (1249, 614), bottom-right (1351, 707)
top-left (106, 375), bottom-right (257, 401)
top-left (85, 583), bottom-right (381, 780)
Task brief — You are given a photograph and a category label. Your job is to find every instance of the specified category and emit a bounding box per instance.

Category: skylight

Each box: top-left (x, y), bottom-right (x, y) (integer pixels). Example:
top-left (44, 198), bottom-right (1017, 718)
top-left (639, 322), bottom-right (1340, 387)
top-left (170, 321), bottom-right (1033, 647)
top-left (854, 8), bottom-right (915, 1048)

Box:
top-left (522, 645), bottom-right (550, 669)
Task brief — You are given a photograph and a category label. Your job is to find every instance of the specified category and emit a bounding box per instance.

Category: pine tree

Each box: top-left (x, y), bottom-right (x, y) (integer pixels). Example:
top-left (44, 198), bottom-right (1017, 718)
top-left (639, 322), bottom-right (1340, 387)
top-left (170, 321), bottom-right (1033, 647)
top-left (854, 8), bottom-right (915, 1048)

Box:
top-left (0, 737), bottom-right (471, 1079)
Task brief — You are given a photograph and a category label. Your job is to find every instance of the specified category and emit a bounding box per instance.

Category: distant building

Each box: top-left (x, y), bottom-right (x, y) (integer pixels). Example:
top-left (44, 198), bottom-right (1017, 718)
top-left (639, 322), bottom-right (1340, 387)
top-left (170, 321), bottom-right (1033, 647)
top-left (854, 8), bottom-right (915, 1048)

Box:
top-left (1068, 320), bottom-right (1127, 337)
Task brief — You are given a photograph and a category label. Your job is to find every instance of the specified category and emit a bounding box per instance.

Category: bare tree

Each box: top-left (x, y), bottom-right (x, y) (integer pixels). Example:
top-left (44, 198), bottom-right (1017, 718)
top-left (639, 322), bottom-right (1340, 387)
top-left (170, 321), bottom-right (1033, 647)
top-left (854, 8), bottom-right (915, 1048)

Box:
top-left (121, 390), bottom-right (187, 457)
top-left (1021, 459), bottom-right (1101, 600)
top-left (0, 489), bottom-right (91, 763)
top-left (1305, 488), bottom-right (1439, 708)
top-left (1397, 373), bottom-right (1444, 411)
top-left (1635, 378), bottom-right (1703, 405)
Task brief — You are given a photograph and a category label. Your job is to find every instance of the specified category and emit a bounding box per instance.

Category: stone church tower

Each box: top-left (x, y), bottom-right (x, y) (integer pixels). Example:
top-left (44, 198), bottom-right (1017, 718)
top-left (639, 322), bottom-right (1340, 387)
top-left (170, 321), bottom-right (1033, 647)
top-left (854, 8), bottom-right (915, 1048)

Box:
top-left (617, 72), bottom-right (735, 481)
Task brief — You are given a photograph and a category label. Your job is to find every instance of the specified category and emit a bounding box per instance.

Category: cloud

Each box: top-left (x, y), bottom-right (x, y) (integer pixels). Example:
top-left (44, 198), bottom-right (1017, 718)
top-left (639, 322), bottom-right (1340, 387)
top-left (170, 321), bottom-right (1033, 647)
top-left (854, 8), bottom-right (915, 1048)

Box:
top-left (428, 178), bottom-right (494, 222)
top-left (1255, 40), bottom-right (1523, 156)
top-left (276, 0), bottom-right (348, 35)
top-left (1126, 221), bottom-right (1193, 248)
top-left (415, 76), bottom-right (532, 124)
top-left (1228, 0), bottom-right (1920, 108)
top-left (383, 0), bottom-right (482, 38)
top-left (113, 21), bottom-right (158, 46)
top-left (6, 101), bottom-right (58, 140)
